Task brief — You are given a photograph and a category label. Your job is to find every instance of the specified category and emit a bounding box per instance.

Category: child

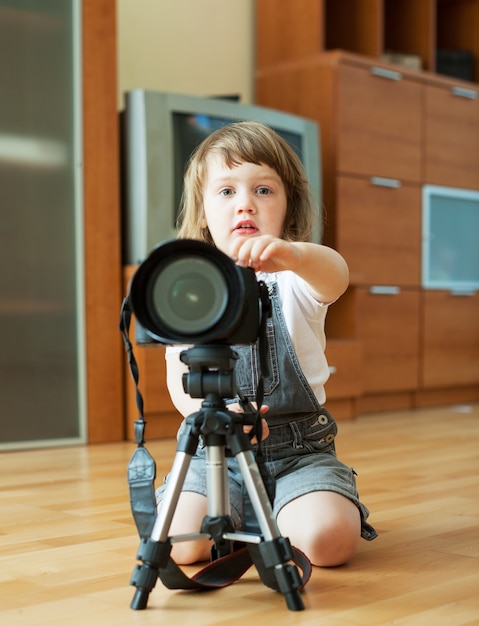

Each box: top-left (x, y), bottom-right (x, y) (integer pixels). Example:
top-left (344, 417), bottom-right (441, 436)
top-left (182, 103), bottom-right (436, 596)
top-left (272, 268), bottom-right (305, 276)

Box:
top-left (157, 121), bottom-right (376, 567)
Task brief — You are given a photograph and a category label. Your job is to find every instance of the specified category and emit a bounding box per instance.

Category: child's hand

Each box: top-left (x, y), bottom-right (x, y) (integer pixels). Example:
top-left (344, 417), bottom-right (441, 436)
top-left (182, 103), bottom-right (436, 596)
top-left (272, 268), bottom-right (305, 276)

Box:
top-left (231, 236), bottom-right (301, 274)
top-left (243, 405), bottom-right (270, 443)
top-left (228, 402), bottom-right (270, 442)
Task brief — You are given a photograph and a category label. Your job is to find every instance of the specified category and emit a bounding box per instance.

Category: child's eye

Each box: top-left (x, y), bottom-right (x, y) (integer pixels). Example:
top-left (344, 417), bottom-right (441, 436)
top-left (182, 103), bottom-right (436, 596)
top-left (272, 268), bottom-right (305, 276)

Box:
top-left (257, 187), bottom-right (272, 195)
top-left (220, 188), bottom-right (234, 196)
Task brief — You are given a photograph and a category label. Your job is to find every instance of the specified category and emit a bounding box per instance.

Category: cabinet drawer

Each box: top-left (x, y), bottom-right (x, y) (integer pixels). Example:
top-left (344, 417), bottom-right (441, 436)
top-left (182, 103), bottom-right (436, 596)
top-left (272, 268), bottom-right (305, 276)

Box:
top-left (421, 290), bottom-right (479, 388)
top-left (355, 287), bottom-right (421, 394)
top-left (425, 82), bottom-right (479, 189)
top-left (336, 175), bottom-right (421, 286)
top-left (324, 339), bottom-right (362, 400)
top-left (337, 63), bottom-right (422, 181)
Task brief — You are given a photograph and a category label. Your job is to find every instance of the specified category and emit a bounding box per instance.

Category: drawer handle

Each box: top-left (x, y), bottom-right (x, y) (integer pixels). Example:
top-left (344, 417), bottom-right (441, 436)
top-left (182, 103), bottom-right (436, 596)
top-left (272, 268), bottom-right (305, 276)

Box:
top-left (370, 66), bottom-right (402, 81)
top-left (370, 176), bottom-right (401, 188)
top-left (451, 86), bottom-right (478, 100)
top-left (450, 289), bottom-right (476, 297)
top-left (369, 286), bottom-right (400, 295)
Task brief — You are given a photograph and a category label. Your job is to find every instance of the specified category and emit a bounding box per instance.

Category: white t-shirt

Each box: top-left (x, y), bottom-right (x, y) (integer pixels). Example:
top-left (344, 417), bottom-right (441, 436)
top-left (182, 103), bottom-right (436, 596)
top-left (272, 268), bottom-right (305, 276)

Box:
top-left (264, 271), bottom-right (330, 406)
top-left (166, 270), bottom-right (331, 406)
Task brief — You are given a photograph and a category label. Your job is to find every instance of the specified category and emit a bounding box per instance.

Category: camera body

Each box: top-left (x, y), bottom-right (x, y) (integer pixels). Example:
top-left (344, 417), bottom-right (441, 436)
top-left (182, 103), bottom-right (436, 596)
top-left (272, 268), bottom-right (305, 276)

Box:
top-left (128, 239), bottom-right (270, 346)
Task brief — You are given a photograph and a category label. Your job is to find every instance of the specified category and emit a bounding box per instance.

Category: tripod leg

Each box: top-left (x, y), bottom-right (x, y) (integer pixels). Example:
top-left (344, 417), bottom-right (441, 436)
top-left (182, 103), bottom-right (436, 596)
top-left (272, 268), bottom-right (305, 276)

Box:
top-left (130, 429), bottom-right (198, 610)
top-left (150, 450), bottom-right (194, 542)
top-left (235, 448), bottom-right (305, 611)
top-left (203, 443), bottom-right (234, 559)
top-left (235, 450), bottom-right (277, 539)
top-left (205, 444), bottom-right (231, 518)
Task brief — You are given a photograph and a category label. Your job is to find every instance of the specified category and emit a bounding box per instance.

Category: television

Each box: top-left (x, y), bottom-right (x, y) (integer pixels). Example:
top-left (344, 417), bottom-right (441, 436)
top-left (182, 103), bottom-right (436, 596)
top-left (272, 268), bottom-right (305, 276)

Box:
top-left (422, 184), bottom-right (479, 291)
top-left (121, 90), bottom-right (321, 265)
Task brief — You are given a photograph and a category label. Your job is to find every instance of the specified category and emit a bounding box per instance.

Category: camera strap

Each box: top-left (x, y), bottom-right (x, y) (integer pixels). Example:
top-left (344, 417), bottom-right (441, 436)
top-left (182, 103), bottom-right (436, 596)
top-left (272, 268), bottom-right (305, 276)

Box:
top-left (155, 543), bottom-right (312, 592)
top-left (119, 296), bottom-right (157, 539)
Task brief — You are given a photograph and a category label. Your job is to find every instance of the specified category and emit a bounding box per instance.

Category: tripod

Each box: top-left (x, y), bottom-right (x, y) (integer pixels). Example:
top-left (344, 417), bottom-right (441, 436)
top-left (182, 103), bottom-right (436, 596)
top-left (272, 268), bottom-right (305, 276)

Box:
top-left (129, 345), bottom-right (305, 611)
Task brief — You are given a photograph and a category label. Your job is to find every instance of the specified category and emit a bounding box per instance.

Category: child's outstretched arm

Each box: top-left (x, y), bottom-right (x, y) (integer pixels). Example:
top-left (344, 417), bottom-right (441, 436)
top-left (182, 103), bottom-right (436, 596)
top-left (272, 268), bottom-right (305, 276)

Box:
top-left (231, 236), bottom-right (349, 304)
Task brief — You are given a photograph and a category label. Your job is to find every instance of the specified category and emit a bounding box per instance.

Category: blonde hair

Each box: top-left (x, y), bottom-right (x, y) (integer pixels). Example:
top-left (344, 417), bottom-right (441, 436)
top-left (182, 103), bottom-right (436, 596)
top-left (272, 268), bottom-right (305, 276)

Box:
top-left (176, 121), bottom-right (316, 244)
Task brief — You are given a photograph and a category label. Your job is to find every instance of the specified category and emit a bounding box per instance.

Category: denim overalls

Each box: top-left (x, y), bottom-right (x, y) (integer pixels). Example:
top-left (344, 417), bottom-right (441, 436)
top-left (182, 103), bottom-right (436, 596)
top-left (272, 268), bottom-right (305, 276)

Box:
top-left (158, 279), bottom-right (376, 540)
top-left (233, 280), bottom-right (337, 434)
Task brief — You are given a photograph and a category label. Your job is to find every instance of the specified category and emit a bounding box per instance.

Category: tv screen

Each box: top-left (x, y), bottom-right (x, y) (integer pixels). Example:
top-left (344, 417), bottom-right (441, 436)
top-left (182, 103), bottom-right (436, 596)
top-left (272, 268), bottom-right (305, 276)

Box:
top-left (121, 90), bottom-right (321, 265)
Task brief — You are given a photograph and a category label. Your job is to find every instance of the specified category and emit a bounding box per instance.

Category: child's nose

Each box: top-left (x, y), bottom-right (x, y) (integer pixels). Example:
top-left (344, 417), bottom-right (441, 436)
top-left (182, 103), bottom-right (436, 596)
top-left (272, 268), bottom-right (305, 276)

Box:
top-left (236, 191), bottom-right (256, 213)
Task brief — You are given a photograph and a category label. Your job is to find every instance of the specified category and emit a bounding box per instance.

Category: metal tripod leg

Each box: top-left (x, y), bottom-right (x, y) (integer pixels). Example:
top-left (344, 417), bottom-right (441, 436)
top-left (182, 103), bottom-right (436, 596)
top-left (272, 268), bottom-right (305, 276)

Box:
top-left (235, 448), bottom-right (278, 540)
top-left (233, 445), bottom-right (304, 611)
top-left (130, 423), bottom-right (200, 609)
top-left (150, 450), bottom-right (195, 542)
top-left (130, 411), bottom-right (304, 612)
top-left (202, 442), bottom-right (235, 559)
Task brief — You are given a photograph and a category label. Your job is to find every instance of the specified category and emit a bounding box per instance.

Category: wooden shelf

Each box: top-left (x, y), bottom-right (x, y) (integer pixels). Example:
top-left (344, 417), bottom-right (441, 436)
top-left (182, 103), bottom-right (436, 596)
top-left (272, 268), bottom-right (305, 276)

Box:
top-left (324, 0), bottom-right (383, 59)
top-left (256, 0), bottom-right (479, 83)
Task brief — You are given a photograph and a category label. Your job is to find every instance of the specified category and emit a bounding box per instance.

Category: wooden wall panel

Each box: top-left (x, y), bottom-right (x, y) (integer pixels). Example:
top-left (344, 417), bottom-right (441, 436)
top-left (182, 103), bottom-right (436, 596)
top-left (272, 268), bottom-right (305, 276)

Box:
top-left (82, 0), bottom-right (124, 442)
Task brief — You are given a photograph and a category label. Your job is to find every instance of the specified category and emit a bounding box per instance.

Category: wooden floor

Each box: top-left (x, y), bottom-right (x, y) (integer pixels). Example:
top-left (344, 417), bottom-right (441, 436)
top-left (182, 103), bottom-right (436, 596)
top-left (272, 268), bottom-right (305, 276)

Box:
top-left (2, 403), bottom-right (479, 625)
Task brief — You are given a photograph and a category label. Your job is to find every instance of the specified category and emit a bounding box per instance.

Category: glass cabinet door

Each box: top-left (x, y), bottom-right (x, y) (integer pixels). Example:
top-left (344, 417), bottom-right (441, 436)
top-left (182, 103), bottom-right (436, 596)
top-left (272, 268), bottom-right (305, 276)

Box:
top-left (422, 185), bottom-right (479, 291)
top-left (0, 0), bottom-right (85, 447)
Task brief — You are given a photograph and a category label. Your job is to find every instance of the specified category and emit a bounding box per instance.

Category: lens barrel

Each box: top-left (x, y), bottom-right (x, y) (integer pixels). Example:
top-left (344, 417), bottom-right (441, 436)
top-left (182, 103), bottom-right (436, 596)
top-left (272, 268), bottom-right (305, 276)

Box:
top-left (129, 239), bottom-right (263, 345)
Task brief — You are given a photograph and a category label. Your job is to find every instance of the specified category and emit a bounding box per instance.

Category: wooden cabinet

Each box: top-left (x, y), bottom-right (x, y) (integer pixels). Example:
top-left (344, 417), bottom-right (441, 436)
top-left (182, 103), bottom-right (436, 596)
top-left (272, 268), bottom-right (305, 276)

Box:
top-left (324, 339), bottom-right (362, 419)
top-left (354, 288), bottom-right (421, 395)
top-left (424, 81), bottom-right (479, 189)
top-left (335, 176), bottom-right (422, 287)
top-left (325, 286), bottom-right (421, 404)
top-left (325, 339), bottom-right (363, 399)
top-left (255, 36), bottom-right (479, 415)
top-left (335, 62), bottom-right (422, 182)
top-left (256, 52), bottom-right (424, 283)
top-left (256, 0), bottom-right (479, 83)
top-left (256, 53), bottom-right (421, 181)
top-left (420, 291), bottom-right (479, 389)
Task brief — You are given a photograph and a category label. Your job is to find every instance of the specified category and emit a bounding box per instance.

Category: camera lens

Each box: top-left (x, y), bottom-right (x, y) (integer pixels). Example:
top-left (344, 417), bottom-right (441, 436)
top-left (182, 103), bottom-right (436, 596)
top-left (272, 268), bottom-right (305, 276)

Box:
top-left (129, 239), bottom-right (266, 345)
top-left (150, 256), bottom-right (228, 335)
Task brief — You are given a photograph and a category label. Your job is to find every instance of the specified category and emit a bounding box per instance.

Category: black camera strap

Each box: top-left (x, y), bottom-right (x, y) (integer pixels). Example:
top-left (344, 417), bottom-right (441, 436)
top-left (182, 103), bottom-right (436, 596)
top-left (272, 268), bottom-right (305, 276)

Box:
top-left (154, 543), bottom-right (312, 592)
top-left (119, 296), bottom-right (157, 539)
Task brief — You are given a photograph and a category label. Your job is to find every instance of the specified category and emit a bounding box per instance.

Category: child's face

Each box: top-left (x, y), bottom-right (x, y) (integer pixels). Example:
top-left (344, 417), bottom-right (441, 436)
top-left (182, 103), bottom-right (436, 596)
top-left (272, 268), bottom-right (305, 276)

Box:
top-left (202, 156), bottom-right (287, 257)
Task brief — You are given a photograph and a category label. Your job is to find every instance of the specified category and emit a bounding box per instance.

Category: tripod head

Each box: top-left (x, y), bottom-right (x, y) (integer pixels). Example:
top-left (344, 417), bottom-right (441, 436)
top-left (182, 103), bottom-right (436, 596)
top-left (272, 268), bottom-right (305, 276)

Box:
top-left (180, 345), bottom-right (239, 400)
top-left (180, 344), bottom-right (260, 443)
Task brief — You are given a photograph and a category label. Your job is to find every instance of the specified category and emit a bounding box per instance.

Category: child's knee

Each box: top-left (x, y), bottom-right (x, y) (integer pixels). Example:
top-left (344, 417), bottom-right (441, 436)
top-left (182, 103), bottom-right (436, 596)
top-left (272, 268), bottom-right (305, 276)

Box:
top-left (277, 491), bottom-right (361, 567)
top-left (170, 538), bottom-right (212, 565)
top-left (303, 520), bottom-right (360, 567)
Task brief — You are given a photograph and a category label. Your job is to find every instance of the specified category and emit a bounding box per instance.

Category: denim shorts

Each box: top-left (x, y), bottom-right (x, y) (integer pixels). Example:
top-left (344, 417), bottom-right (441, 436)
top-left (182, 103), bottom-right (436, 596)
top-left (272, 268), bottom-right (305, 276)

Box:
top-left (156, 411), bottom-right (371, 532)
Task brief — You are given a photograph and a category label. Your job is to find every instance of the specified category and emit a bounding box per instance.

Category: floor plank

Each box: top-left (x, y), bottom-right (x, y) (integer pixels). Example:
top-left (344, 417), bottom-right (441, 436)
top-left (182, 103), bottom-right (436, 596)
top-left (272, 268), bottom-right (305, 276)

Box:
top-left (1, 403), bottom-right (478, 625)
